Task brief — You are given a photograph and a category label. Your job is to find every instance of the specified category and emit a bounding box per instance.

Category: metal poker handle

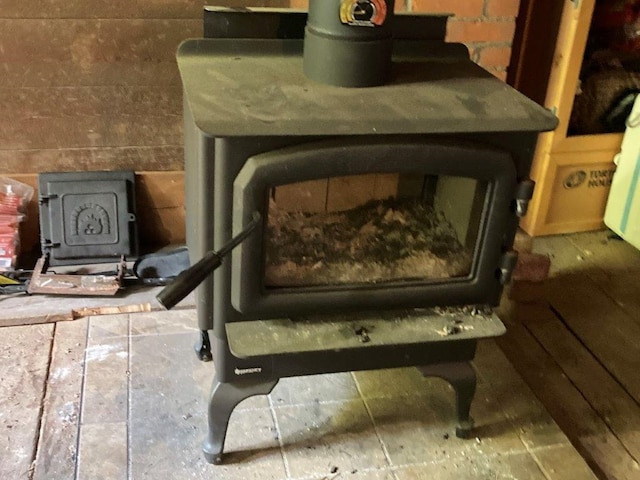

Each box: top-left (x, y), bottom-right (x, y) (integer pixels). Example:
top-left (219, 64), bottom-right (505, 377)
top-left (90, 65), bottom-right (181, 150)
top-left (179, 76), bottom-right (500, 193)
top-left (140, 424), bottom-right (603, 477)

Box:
top-left (156, 212), bottom-right (262, 310)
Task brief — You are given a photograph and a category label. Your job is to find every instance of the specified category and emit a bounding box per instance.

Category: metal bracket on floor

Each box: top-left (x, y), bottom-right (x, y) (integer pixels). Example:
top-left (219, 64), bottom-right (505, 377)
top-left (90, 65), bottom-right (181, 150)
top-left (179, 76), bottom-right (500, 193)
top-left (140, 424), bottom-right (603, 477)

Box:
top-left (27, 255), bottom-right (126, 296)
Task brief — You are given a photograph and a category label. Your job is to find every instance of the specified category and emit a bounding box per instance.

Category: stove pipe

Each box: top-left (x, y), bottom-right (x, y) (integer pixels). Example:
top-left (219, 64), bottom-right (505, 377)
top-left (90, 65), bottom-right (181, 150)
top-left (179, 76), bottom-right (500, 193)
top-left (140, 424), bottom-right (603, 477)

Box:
top-left (303, 0), bottom-right (395, 87)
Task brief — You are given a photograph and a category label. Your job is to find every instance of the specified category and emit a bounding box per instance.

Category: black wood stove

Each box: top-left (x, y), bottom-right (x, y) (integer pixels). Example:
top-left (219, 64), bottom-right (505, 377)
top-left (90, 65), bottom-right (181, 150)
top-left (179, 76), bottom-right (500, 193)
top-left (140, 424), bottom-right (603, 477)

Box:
top-left (159, 1), bottom-right (557, 465)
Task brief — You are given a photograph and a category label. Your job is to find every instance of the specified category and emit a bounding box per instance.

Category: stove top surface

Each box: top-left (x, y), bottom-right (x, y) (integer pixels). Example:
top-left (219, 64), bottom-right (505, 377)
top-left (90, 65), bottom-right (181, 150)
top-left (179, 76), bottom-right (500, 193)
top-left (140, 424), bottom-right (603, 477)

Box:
top-left (178, 38), bottom-right (558, 137)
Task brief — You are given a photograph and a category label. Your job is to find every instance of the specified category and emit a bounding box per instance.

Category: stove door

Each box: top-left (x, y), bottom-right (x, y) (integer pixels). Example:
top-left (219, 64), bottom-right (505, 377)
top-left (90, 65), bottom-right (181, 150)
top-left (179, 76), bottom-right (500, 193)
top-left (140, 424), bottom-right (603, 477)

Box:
top-left (231, 138), bottom-right (517, 317)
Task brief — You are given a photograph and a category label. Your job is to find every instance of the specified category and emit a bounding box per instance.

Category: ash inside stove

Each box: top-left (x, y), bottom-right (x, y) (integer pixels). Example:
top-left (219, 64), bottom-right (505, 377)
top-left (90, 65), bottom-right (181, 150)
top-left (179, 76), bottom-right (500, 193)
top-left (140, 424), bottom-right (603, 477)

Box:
top-left (265, 197), bottom-right (473, 287)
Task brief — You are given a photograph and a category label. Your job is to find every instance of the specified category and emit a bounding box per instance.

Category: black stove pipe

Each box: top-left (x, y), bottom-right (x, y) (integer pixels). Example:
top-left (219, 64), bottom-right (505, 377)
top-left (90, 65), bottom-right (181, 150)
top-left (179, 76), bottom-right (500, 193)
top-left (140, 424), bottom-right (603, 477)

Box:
top-left (303, 0), bottom-right (395, 87)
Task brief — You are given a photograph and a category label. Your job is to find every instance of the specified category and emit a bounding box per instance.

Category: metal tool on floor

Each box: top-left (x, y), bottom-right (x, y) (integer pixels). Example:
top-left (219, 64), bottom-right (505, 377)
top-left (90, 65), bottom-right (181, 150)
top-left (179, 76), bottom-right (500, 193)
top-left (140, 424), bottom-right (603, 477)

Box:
top-left (0, 246), bottom-right (198, 297)
top-left (27, 255), bottom-right (127, 296)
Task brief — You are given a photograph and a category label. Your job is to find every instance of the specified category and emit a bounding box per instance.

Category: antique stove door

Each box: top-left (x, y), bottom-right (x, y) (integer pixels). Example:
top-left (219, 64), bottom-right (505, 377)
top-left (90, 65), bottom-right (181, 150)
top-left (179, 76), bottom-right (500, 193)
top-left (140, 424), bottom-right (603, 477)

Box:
top-left (38, 171), bottom-right (138, 265)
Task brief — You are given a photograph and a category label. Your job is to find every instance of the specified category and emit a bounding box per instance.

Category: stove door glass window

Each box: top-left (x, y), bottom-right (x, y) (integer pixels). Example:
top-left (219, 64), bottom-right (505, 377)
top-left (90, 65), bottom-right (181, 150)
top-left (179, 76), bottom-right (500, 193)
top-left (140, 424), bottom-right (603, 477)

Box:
top-left (264, 173), bottom-right (486, 288)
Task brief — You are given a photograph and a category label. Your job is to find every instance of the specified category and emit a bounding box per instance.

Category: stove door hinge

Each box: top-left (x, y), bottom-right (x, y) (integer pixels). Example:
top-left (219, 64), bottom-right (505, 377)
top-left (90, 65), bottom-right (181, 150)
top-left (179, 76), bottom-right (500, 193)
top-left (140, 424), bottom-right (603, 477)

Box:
top-left (41, 240), bottom-right (61, 249)
top-left (39, 194), bottom-right (59, 205)
top-left (513, 179), bottom-right (535, 217)
top-left (499, 251), bottom-right (518, 285)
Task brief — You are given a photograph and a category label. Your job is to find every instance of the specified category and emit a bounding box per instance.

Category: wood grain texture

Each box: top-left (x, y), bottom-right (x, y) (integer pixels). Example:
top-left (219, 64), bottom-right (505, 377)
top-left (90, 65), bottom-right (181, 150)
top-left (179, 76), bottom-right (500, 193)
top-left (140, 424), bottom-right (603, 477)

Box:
top-left (501, 230), bottom-right (640, 480)
top-left (497, 301), bottom-right (640, 480)
top-left (0, 286), bottom-right (194, 329)
top-left (0, 16), bottom-right (196, 177)
top-left (545, 274), bottom-right (640, 404)
top-left (135, 171), bottom-right (186, 247)
top-left (0, 0), bottom-right (291, 19)
top-left (524, 305), bottom-right (640, 463)
top-left (0, 324), bottom-right (54, 480)
top-left (0, 19), bottom-right (200, 75)
top-left (1, 114), bottom-right (182, 151)
top-left (32, 319), bottom-right (88, 480)
top-left (1, 86), bottom-right (182, 118)
top-left (2, 62), bottom-right (182, 89)
top-left (586, 271), bottom-right (640, 327)
top-left (566, 231), bottom-right (640, 273)
top-left (0, 86), bottom-right (183, 150)
top-left (0, 146), bottom-right (184, 175)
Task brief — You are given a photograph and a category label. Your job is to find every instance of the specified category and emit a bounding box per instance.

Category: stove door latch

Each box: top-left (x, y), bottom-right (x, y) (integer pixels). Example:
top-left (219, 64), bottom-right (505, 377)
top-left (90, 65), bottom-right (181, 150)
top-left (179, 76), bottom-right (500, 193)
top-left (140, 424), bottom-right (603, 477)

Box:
top-left (41, 240), bottom-right (61, 249)
top-left (499, 251), bottom-right (519, 285)
top-left (514, 179), bottom-right (535, 217)
top-left (38, 193), bottom-right (59, 205)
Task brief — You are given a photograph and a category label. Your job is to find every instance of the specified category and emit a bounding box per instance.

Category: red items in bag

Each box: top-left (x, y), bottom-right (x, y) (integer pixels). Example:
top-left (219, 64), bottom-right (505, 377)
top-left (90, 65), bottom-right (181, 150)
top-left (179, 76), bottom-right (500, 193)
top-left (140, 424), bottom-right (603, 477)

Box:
top-left (0, 178), bottom-right (33, 271)
top-left (0, 178), bottom-right (32, 214)
top-left (0, 194), bottom-right (21, 215)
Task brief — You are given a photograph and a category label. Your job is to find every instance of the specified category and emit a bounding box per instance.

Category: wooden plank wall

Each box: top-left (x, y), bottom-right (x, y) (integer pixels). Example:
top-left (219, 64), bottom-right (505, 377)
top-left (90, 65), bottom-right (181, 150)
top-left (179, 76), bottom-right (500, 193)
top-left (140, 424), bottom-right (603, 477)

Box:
top-left (1, 0), bottom-right (521, 254)
top-left (0, 0), bottom-right (288, 252)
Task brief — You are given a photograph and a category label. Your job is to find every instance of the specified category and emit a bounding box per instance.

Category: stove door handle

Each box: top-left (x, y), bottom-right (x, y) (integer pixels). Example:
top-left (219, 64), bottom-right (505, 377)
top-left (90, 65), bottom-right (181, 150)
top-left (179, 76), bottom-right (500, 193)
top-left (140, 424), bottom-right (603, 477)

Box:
top-left (156, 250), bottom-right (223, 310)
top-left (499, 251), bottom-right (519, 285)
top-left (514, 179), bottom-right (535, 217)
top-left (156, 212), bottom-right (262, 310)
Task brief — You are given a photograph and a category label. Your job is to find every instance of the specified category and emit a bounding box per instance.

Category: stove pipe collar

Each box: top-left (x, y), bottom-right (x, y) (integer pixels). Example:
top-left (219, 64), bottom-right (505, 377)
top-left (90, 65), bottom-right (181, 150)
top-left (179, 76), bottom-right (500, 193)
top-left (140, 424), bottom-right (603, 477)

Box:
top-left (303, 0), bottom-right (396, 88)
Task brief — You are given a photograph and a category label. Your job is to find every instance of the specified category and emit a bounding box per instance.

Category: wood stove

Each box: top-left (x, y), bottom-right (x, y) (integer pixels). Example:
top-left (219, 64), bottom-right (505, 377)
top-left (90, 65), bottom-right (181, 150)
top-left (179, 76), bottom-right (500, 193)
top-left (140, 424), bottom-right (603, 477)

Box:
top-left (163, 2), bottom-right (557, 464)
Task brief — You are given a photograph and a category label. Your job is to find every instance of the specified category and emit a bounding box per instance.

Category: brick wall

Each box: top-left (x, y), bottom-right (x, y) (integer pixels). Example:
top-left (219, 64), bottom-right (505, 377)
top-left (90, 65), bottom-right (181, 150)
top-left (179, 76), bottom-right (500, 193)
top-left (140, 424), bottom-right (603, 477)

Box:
top-left (409, 0), bottom-right (520, 81)
top-left (1, 0), bottom-right (521, 251)
top-left (291, 0), bottom-right (521, 80)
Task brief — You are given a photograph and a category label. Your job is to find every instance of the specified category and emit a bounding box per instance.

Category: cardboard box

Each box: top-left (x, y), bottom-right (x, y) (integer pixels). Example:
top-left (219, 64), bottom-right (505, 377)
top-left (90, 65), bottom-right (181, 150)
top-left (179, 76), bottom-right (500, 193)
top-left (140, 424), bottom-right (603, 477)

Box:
top-left (515, 0), bottom-right (623, 237)
top-left (521, 148), bottom-right (617, 236)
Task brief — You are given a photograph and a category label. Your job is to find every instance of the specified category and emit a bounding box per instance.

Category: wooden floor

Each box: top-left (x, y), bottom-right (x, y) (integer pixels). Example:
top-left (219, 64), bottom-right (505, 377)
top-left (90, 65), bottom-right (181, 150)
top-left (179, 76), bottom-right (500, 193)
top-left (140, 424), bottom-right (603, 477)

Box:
top-left (497, 230), bottom-right (640, 480)
top-left (3, 229), bottom-right (638, 479)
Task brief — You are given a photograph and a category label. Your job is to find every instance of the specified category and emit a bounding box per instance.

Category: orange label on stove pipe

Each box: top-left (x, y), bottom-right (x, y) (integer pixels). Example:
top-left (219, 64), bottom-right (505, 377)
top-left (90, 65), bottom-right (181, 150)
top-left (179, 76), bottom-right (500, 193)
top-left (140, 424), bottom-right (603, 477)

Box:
top-left (340, 0), bottom-right (387, 27)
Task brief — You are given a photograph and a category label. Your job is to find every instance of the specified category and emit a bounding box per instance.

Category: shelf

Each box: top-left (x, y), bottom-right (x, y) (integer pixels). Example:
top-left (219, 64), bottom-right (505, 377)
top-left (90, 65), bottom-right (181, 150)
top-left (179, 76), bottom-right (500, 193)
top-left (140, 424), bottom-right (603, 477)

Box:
top-left (516, 0), bottom-right (622, 236)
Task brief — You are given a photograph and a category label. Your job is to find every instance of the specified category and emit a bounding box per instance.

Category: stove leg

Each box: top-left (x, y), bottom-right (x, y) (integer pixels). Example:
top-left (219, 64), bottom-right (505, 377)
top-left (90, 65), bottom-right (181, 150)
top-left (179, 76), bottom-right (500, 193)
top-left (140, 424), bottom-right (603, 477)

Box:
top-left (203, 376), bottom-right (278, 465)
top-left (418, 362), bottom-right (476, 439)
top-left (194, 330), bottom-right (212, 362)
